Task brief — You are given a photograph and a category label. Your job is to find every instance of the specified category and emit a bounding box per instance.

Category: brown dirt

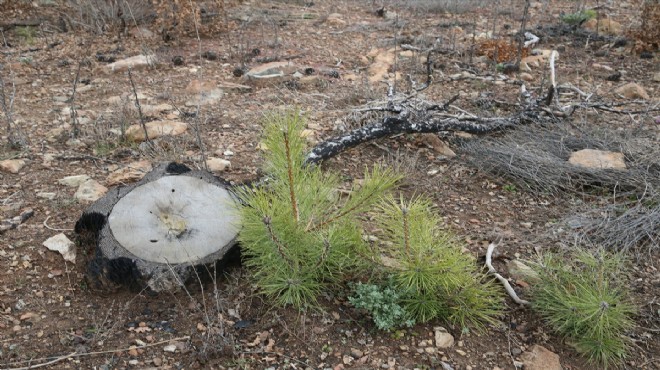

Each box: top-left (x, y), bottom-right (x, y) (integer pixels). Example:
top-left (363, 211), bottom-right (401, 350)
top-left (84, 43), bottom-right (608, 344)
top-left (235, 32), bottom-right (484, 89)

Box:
top-left (0, 1), bottom-right (658, 369)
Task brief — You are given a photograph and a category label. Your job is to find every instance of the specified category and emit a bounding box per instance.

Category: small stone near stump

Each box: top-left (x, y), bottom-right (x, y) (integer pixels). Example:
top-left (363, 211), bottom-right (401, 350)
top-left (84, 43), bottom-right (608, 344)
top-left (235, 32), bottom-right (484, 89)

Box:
top-left (568, 149), bottom-right (626, 170)
top-left (519, 345), bottom-right (561, 370)
top-left (74, 180), bottom-right (108, 203)
top-left (43, 233), bottom-right (76, 263)
top-left (58, 174), bottom-right (91, 187)
top-left (206, 157), bottom-right (231, 172)
top-left (506, 260), bottom-right (540, 284)
top-left (107, 161), bottom-right (153, 186)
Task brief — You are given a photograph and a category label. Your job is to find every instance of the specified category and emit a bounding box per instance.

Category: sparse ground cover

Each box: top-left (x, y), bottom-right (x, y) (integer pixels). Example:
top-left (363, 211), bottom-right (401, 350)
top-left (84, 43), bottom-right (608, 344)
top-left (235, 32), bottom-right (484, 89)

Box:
top-left (0, 0), bottom-right (658, 369)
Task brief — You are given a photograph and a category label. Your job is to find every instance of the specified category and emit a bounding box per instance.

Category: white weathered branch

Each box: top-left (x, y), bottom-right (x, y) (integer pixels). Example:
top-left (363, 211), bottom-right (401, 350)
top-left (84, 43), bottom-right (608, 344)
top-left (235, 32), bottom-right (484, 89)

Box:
top-left (485, 242), bottom-right (530, 306)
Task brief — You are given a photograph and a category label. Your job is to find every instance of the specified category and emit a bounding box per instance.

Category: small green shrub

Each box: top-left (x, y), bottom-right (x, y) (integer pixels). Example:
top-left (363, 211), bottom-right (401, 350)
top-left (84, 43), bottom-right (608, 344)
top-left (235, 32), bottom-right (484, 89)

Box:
top-left (531, 249), bottom-right (636, 368)
top-left (15, 26), bottom-right (37, 45)
top-left (349, 281), bottom-right (415, 331)
top-left (561, 9), bottom-right (597, 25)
top-left (237, 111), bottom-right (401, 309)
top-left (364, 195), bottom-right (503, 332)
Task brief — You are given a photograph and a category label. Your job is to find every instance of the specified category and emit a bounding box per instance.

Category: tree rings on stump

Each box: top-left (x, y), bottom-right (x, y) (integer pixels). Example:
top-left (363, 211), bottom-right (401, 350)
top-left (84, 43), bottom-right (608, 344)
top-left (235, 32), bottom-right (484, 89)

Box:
top-left (75, 162), bottom-right (240, 293)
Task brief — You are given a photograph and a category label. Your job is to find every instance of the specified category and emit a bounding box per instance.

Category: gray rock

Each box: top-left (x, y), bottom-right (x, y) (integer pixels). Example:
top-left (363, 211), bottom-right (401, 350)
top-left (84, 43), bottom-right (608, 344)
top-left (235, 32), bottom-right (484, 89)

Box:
top-left (0, 159), bottom-right (27, 174)
top-left (74, 180), bottom-right (108, 203)
top-left (58, 175), bottom-right (91, 187)
top-left (434, 327), bottom-right (455, 348)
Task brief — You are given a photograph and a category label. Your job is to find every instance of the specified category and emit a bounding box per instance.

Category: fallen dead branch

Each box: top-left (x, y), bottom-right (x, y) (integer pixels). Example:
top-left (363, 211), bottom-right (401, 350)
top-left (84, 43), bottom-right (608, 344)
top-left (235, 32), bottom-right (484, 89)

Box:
top-left (486, 242), bottom-right (529, 305)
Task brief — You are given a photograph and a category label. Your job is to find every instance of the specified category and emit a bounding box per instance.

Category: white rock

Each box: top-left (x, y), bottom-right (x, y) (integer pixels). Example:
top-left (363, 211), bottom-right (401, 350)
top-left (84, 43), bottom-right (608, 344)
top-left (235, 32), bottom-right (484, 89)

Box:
top-left (568, 149), bottom-right (626, 170)
top-left (206, 157), bottom-right (231, 172)
top-left (506, 260), bottom-right (540, 283)
top-left (74, 180), bottom-right (108, 203)
top-left (102, 54), bottom-right (158, 74)
top-left (37, 192), bottom-right (57, 200)
top-left (0, 159), bottom-right (27, 174)
top-left (43, 233), bottom-right (76, 262)
top-left (434, 327), bottom-right (455, 348)
top-left (58, 175), bottom-right (91, 187)
top-left (163, 344), bottom-right (177, 353)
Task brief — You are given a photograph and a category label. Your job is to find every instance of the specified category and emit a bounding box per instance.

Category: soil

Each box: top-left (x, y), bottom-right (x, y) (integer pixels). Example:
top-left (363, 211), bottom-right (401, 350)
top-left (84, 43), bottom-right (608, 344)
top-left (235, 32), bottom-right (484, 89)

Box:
top-left (0, 1), bottom-right (658, 369)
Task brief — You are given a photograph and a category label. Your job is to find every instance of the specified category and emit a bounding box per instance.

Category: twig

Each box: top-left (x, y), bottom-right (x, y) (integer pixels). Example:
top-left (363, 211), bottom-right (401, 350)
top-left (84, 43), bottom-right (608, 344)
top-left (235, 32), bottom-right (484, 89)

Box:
top-left (485, 242), bottom-right (530, 305)
top-left (69, 61), bottom-right (82, 137)
top-left (0, 336), bottom-right (191, 370)
top-left (127, 68), bottom-right (149, 144)
top-left (516, 0), bottom-right (531, 67)
top-left (43, 215), bottom-right (73, 231)
top-left (544, 50), bottom-right (559, 106)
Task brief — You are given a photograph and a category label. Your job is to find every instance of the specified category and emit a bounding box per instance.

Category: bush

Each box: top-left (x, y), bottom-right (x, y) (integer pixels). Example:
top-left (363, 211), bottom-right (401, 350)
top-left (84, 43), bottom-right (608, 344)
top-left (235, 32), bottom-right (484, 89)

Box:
top-left (560, 9), bottom-right (597, 25)
top-left (364, 196), bottom-right (503, 332)
top-left (349, 282), bottom-right (414, 331)
top-left (237, 111), bottom-right (400, 309)
top-left (531, 249), bottom-right (636, 367)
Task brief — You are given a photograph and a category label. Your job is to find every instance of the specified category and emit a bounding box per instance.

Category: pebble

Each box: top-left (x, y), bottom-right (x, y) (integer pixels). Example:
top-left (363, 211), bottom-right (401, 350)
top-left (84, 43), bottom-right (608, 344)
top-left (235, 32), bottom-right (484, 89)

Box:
top-left (163, 344), bottom-right (177, 353)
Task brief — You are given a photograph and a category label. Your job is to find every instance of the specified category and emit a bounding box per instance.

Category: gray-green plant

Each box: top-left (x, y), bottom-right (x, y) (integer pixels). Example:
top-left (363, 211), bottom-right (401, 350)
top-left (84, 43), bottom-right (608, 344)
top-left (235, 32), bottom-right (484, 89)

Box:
top-left (560, 9), bottom-right (597, 25)
top-left (349, 281), bottom-right (415, 331)
top-left (366, 195), bottom-right (503, 332)
top-left (15, 26), bottom-right (37, 45)
top-left (531, 249), bottom-right (636, 368)
top-left (237, 111), bottom-right (401, 309)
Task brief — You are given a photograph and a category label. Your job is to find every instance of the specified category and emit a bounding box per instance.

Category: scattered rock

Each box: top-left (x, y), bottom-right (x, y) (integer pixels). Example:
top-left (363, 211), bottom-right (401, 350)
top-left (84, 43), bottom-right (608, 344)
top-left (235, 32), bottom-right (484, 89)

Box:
top-left (58, 174), bottom-right (91, 187)
top-left (350, 348), bottom-right (364, 358)
top-left (106, 161), bottom-right (152, 186)
top-left (216, 81), bottom-right (252, 93)
top-left (326, 13), bottom-right (346, 27)
top-left (653, 72), bottom-right (660, 83)
top-left (163, 344), bottom-right (177, 353)
top-left (206, 157), bottom-right (231, 172)
top-left (606, 71), bottom-right (622, 82)
top-left (583, 18), bottom-right (622, 36)
top-left (37, 192), bottom-right (57, 200)
top-left (434, 327), bottom-right (455, 348)
top-left (184, 79), bottom-right (224, 106)
top-left (506, 260), bottom-right (540, 283)
top-left (43, 233), bottom-right (76, 262)
top-left (568, 149), bottom-right (626, 170)
top-left (520, 345), bottom-right (561, 370)
top-left (128, 27), bottom-right (155, 39)
top-left (243, 61), bottom-right (297, 86)
top-left (101, 54), bottom-right (157, 74)
top-left (614, 82), bottom-right (650, 100)
top-left (125, 121), bottom-right (188, 142)
top-left (74, 179), bottom-right (108, 203)
top-left (519, 72), bottom-right (534, 82)
top-left (420, 134), bottom-right (456, 157)
top-left (0, 159), bottom-right (27, 174)
top-left (367, 48), bottom-right (396, 83)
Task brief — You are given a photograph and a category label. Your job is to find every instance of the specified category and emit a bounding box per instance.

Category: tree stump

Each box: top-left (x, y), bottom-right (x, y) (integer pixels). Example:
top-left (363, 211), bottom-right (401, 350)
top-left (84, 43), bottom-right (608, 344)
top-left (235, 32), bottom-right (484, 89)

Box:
top-left (75, 162), bottom-right (240, 293)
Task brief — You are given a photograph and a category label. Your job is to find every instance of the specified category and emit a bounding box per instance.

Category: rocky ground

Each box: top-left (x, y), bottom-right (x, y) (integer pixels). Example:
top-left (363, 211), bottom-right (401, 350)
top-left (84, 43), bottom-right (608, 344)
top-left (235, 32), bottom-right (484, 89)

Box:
top-left (0, 0), bottom-right (658, 369)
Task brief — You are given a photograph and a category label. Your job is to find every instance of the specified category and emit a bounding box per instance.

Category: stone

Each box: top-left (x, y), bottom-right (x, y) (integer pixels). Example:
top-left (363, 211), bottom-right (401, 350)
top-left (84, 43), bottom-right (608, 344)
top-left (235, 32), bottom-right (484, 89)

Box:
top-left (140, 104), bottom-right (174, 116)
top-left (326, 13), bottom-right (346, 27)
top-left (653, 72), bottom-right (660, 83)
top-left (568, 149), bottom-right (626, 170)
top-left (614, 82), bottom-right (650, 100)
top-left (125, 120), bottom-right (188, 142)
top-left (0, 159), bottom-right (26, 174)
top-left (184, 80), bottom-right (224, 105)
top-left (367, 48), bottom-right (396, 83)
top-left (163, 344), bottom-right (177, 353)
top-left (243, 61), bottom-right (297, 86)
top-left (74, 180), bottom-right (108, 203)
top-left (128, 27), bottom-right (155, 39)
top-left (421, 134), bottom-right (456, 157)
top-left (37, 192), bottom-right (57, 200)
top-left (106, 161), bottom-right (152, 186)
top-left (101, 54), bottom-right (157, 74)
top-left (519, 72), bottom-right (533, 82)
top-left (43, 233), bottom-right (76, 263)
top-left (434, 327), bottom-right (455, 348)
top-left (206, 157), bottom-right (231, 172)
top-left (506, 260), bottom-right (540, 283)
top-left (583, 18), bottom-right (622, 36)
top-left (519, 345), bottom-right (561, 370)
top-left (58, 175), bottom-right (91, 187)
